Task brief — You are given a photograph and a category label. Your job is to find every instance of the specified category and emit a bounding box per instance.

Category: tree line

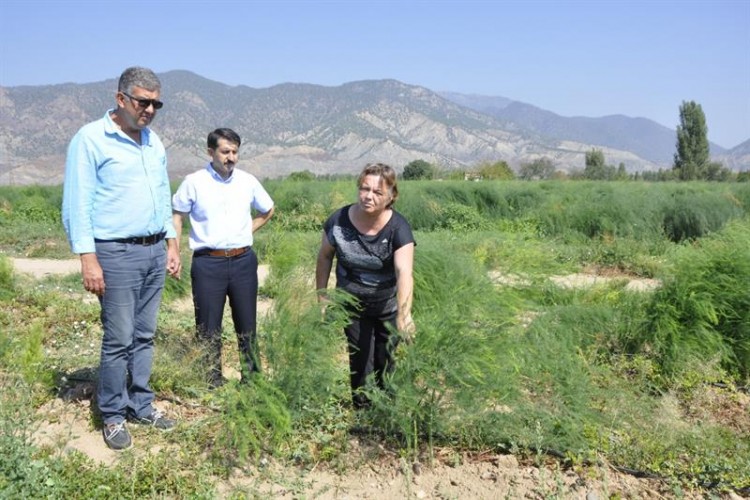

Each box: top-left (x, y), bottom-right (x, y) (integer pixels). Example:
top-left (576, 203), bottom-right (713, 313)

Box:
top-left (287, 101), bottom-right (748, 183)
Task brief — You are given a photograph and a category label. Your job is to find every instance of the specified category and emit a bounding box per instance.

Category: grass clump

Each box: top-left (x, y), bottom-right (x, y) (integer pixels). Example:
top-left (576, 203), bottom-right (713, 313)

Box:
top-left (365, 246), bottom-right (521, 455)
top-left (662, 187), bottom-right (745, 242)
top-left (212, 376), bottom-right (292, 466)
top-left (636, 218), bottom-right (750, 383)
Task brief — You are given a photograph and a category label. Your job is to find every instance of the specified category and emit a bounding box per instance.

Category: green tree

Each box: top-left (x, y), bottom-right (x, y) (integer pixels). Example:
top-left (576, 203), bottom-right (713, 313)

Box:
top-left (518, 158), bottom-right (556, 180)
top-left (475, 160), bottom-right (515, 180)
top-left (616, 162), bottom-right (628, 180)
top-left (402, 159), bottom-right (436, 180)
top-left (287, 170), bottom-right (316, 181)
top-left (583, 148), bottom-right (610, 180)
top-left (704, 161), bottom-right (732, 182)
top-left (673, 100), bottom-right (710, 180)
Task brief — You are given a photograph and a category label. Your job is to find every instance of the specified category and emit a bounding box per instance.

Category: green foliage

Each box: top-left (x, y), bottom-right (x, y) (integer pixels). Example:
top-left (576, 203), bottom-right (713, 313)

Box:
top-left (402, 159), bottom-right (437, 180)
top-left (1, 180), bottom-right (750, 493)
top-left (518, 157), bottom-right (556, 180)
top-left (433, 203), bottom-right (489, 231)
top-left (257, 232), bottom-right (318, 288)
top-left (263, 179), bottom-right (347, 232)
top-left (662, 187), bottom-right (744, 242)
top-left (0, 255), bottom-right (14, 300)
top-left (213, 376), bottom-right (293, 464)
top-left (366, 246), bottom-right (519, 452)
top-left (262, 271), bottom-right (350, 411)
top-left (585, 148), bottom-right (605, 169)
top-left (0, 375), bottom-right (60, 498)
top-left (637, 219), bottom-right (750, 381)
top-left (673, 100), bottom-right (710, 180)
top-left (474, 160), bottom-right (515, 180)
top-left (0, 186), bottom-right (62, 224)
top-left (0, 186), bottom-right (69, 258)
top-left (584, 149), bottom-right (617, 180)
top-left (286, 170), bottom-right (316, 181)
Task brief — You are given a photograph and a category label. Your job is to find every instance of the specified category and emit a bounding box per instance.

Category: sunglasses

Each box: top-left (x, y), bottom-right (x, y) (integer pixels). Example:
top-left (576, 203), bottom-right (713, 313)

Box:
top-left (121, 91), bottom-right (164, 110)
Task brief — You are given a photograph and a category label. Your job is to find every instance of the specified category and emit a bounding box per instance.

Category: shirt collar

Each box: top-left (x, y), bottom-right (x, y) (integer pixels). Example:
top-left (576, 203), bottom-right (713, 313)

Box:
top-left (207, 162), bottom-right (234, 182)
top-left (103, 109), bottom-right (151, 146)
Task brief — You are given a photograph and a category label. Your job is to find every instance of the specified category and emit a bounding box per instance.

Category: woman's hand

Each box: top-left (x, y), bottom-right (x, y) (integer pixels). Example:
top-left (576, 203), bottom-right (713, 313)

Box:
top-left (398, 312), bottom-right (416, 344)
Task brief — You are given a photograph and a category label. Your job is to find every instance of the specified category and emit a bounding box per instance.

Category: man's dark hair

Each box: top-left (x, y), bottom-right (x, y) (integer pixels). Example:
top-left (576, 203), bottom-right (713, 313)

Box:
top-left (118, 67), bottom-right (161, 94)
top-left (208, 128), bottom-right (241, 149)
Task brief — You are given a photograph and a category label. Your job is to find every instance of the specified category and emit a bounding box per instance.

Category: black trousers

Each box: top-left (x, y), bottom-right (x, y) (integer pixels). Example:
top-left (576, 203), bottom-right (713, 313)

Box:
top-left (191, 248), bottom-right (259, 383)
top-left (344, 306), bottom-right (399, 408)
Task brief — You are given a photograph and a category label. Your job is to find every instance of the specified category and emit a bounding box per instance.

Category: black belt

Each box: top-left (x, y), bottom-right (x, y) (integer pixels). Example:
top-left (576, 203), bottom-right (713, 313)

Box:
top-left (94, 232), bottom-right (166, 245)
top-left (194, 247), bottom-right (249, 258)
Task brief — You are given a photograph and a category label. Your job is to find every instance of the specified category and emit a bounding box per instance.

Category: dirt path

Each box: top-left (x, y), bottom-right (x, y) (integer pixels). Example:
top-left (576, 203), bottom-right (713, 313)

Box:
top-left (11, 257), bottom-right (82, 278)
top-left (10, 257), bottom-right (271, 286)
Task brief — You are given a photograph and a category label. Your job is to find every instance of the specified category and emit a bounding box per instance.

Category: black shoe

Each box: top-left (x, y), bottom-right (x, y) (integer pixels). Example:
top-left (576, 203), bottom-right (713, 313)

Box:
top-left (102, 421), bottom-right (132, 450)
top-left (128, 409), bottom-right (176, 430)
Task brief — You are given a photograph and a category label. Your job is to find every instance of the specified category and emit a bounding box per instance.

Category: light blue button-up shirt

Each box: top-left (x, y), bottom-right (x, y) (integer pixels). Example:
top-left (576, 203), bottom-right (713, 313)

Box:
top-left (62, 110), bottom-right (176, 254)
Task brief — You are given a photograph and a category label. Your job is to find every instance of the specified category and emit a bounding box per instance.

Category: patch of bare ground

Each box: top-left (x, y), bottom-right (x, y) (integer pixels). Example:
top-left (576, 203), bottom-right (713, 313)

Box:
top-left (11, 257), bottom-right (82, 278)
top-left (32, 390), bottom-right (710, 499)
top-left (682, 384), bottom-right (750, 434)
top-left (489, 266), bottom-right (661, 292)
top-left (552, 265), bottom-right (662, 292)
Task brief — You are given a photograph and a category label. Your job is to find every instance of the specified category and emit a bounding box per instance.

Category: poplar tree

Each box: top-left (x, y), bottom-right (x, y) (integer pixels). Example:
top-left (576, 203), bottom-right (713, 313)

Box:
top-left (673, 101), bottom-right (709, 180)
top-left (584, 148), bottom-right (608, 180)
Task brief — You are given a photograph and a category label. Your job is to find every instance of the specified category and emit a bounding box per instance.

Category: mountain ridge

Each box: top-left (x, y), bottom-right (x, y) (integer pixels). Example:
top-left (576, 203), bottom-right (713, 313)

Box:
top-left (0, 70), bottom-right (746, 185)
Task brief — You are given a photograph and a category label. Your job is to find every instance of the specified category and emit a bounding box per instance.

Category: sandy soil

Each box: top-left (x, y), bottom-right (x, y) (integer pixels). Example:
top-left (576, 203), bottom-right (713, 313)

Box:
top-left (14, 258), bottom-right (738, 499)
top-left (9, 257), bottom-right (272, 285)
top-left (31, 392), bottom-right (721, 499)
top-left (11, 257), bottom-right (82, 278)
top-left (32, 395), bottom-right (700, 500)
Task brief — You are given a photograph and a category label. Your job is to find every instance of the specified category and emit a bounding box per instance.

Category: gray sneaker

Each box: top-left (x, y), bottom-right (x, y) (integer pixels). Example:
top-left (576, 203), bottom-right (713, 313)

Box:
top-left (102, 421), bottom-right (132, 450)
top-left (129, 409), bottom-right (176, 430)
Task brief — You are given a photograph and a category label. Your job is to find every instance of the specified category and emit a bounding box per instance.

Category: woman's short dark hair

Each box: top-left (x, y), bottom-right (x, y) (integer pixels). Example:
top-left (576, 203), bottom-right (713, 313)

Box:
top-left (208, 128), bottom-right (241, 149)
top-left (357, 163), bottom-right (399, 208)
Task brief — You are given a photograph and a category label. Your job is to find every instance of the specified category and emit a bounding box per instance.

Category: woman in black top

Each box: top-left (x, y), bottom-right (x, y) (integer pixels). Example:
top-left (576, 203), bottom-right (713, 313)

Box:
top-left (316, 163), bottom-right (416, 408)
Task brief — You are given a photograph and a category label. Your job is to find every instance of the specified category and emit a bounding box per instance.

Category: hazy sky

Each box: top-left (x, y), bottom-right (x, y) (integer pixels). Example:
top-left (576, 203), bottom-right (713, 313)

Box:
top-left (1, 0), bottom-right (748, 148)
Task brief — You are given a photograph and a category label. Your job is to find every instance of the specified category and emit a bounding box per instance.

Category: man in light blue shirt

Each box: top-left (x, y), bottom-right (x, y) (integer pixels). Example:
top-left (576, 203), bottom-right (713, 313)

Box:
top-left (62, 67), bottom-right (181, 450)
top-left (172, 128), bottom-right (274, 388)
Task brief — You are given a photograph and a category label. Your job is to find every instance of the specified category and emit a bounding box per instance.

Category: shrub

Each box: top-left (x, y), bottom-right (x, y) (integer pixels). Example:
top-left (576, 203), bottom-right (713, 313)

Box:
top-left (639, 219), bottom-right (750, 382)
top-left (662, 188), bottom-right (743, 242)
top-left (0, 255), bottom-right (14, 300)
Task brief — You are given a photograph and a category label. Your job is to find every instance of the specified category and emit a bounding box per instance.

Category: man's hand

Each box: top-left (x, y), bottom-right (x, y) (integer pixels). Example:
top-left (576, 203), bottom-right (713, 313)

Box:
top-left (166, 239), bottom-right (182, 279)
top-left (80, 253), bottom-right (105, 296)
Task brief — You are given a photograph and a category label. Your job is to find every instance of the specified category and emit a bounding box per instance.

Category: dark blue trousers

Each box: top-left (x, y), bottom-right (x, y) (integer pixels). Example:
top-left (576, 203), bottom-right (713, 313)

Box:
top-left (191, 248), bottom-right (259, 383)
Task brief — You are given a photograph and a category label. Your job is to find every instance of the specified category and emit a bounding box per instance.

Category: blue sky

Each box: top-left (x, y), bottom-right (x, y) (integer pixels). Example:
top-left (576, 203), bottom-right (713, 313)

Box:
top-left (1, 0), bottom-right (748, 148)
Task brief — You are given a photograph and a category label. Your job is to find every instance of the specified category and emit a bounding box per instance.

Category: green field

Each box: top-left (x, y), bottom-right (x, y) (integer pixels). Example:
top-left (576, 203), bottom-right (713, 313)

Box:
top-left (1, 180), bottom-right (749, 497)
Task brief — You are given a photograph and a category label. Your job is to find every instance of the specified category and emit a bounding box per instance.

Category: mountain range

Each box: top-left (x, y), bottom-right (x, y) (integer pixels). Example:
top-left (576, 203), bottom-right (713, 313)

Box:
top-left (0, 70), bottom-right (747, 185)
